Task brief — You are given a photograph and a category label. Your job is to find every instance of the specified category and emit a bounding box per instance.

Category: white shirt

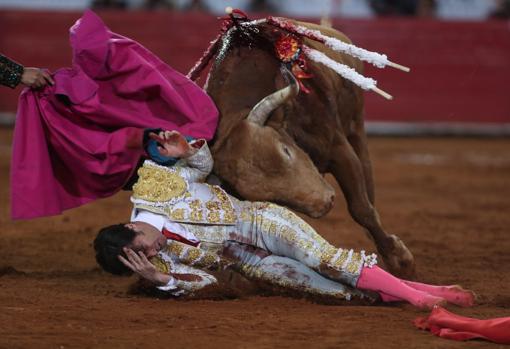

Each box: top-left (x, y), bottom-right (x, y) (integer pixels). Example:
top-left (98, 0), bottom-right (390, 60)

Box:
top-left (130, 209), bottom-right (200, 245)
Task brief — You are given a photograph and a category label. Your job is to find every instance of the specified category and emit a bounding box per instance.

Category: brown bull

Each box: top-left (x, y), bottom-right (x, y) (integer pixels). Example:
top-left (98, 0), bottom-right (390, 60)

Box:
top-left (204, 20), bottom-right (415, 278)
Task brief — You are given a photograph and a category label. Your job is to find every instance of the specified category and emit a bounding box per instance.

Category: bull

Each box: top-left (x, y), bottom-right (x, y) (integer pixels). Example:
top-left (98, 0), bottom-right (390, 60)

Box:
top-left (199, 19), bottom-right (415, 278)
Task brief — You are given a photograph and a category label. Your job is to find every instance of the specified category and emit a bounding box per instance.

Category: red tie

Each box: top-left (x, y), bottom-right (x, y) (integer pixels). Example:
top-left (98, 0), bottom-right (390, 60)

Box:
top-left (162, 228), bottom-right (200, 247)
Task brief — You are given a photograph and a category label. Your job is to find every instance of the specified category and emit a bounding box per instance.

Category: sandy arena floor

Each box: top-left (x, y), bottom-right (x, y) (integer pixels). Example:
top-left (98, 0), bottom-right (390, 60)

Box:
top-left (0, 128), bottom-right (509, 349)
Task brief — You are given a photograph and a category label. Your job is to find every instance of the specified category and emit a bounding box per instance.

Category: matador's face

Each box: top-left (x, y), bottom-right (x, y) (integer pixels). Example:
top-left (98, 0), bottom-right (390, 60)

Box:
top-left (125, 222), bottom-right (167, 258)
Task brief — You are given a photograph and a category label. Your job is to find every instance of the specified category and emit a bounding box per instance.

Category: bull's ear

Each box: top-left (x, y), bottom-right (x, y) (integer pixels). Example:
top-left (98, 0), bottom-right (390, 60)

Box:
top-left (246, 66), bottom-right (299, 126)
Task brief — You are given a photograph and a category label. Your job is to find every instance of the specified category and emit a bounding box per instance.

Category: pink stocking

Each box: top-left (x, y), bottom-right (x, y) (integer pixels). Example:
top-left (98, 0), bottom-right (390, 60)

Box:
top-left (402, 280), bottom-right (475, 307)
top-left (356, 266), bottom-right (445, 309)
top-left (379, 292), bottom-right (403, 302)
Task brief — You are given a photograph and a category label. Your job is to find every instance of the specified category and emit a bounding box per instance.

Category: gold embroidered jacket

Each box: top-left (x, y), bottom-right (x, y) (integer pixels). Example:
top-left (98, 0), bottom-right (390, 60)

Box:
top-left (131, 142), bottom-right (237, 226)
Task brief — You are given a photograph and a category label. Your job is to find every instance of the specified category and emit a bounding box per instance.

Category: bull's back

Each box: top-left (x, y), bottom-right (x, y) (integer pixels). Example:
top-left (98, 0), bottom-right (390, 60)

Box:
top-left (281, 21), bottom-right (365, 168)
top-left (206, 47), bottom-right (281, 143)
top-left (206, 20), bottom-right (364, 170)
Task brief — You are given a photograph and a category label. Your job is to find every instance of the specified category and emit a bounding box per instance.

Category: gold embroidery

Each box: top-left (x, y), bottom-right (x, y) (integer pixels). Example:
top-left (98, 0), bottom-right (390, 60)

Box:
top-left (261, 219), bottom-right (271, 233)
top-left (206, 201), bottom-right (221, 223)
top-left (268, 221), bottom-right (278, 235)
top-left (165, 242), bottom-right (185, 259)
top-left (133, 165), bottom-right (187, 202)
top-left (223, 209), bottom-right (236, 224)
top-left (346, 252), bottom-right (363, 274)
top-left (240, 206), bottom-right (252, 222)
top-left (185, 226), bottom-right (230, 244)
top-left (149, 256), bottom-right (170, 274)
top-left (279, 225), bottom-right (298, 244)
top-left (189, 200), bottom-right (203, 222)
top-left (321, 245), bottom-right (338, 265)
top-left (211, 185), bottom-right (236, 224)
top-left (184, 248), bottom-right (202, 265)
top-left (270, 204), bottom-right (321, 241)
top-left (332, 249), bottom-right (350, 269)
top-left (199, 242), bottom-right (224, 256)
top-left (169, 208), bottom-right (185, 221)
top-left (210, 185), bottom-right (228, 203)
top-left (301, 240), bottom-right (314, 252)
top-left (199, 253), bottom-right (221, 269)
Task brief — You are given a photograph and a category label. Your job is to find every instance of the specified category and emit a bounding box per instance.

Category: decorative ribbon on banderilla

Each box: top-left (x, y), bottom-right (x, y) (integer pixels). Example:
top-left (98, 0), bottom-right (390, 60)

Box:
top-left (187, 10), bottom-right (411, 100)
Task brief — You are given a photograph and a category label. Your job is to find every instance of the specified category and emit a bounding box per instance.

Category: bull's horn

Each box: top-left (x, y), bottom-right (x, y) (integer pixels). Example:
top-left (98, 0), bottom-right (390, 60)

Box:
top-left (247, 66), bottom-right (299, 126)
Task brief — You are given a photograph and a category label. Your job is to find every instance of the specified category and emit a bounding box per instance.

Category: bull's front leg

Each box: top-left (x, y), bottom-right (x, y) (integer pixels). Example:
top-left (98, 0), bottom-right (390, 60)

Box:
top-left (329, 135), bottom-right (416, 279)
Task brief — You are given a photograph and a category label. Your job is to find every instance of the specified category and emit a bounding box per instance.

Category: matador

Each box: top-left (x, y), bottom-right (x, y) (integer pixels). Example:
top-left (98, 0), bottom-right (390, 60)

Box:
top-left (94, 131), bottom-right (475, 308)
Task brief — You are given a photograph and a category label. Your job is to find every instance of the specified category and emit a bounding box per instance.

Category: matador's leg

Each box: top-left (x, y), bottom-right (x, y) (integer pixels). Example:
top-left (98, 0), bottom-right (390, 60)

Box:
top-left (234, 203), bottom-right (474, 309)
top-left (235, 201), bottom-right (377, 287)
top-left (222, 241), bottom-right (374, 303)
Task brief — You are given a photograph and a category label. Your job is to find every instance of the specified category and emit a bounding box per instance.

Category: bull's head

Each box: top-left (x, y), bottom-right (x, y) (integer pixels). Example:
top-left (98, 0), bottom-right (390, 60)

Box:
top-left (212, 67), bottom-right (335, 218)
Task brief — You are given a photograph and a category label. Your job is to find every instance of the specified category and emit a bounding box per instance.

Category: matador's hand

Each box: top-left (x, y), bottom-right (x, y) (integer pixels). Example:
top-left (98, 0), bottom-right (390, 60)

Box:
top-left (119, 248), bottom-right (170, 285)
top-left (21, 67), bottom-right (54, 89)
top-left (149, 130), bottom-right (196, 158)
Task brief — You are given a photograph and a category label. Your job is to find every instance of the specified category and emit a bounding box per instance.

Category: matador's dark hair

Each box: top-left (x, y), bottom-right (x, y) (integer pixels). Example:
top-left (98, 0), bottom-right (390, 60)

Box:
top-left (94, 224), bottom-right (137, 276)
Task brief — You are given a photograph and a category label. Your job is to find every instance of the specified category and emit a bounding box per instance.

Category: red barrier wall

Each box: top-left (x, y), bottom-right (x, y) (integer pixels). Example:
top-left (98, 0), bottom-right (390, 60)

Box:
top-left (1, 10), bottom-right (509, 124)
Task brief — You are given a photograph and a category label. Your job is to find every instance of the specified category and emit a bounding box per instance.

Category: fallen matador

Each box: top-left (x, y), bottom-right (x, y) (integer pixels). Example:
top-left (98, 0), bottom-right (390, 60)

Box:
top-left (94, 131), bottom-right (475, 309)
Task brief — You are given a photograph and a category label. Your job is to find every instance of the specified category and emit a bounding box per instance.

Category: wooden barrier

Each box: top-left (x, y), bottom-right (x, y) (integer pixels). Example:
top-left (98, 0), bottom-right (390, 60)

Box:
top-left (1, 10), bottom-right (509, 126)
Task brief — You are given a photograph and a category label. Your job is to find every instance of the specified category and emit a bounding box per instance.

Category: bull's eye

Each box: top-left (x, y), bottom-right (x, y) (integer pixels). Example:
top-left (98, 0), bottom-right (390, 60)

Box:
top-left (282, 146), bottom-right (292, 159)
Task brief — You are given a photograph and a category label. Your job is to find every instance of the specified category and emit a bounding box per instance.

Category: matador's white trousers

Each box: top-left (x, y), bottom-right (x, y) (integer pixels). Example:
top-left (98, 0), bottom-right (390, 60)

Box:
top-left (185, 200), bottom-right (377, 290)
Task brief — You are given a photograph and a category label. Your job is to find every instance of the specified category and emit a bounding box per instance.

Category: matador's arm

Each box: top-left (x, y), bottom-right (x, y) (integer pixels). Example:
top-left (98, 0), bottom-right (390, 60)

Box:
top-left (150, 252), bottom-right (218, 296)
top-left (0, 54), bottom-right (54, 89)
top-left (163, 240), bottom-right (224, 270)
top-left (147, 130), bottom-right (213, 183)
top-left (0, 54), bottom-right (23, 88)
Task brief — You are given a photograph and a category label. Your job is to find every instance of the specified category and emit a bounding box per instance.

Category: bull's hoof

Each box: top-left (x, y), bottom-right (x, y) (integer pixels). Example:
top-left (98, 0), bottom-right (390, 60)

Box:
top-left (380, 235), bottom-right (416, 279)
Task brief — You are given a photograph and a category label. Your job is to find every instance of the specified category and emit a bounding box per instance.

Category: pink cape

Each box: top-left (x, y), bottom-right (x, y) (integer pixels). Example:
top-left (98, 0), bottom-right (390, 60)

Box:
top-left (10, 10), bottom-right (218, 219)
top-left (414, 306), bottom-right (510, 344)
